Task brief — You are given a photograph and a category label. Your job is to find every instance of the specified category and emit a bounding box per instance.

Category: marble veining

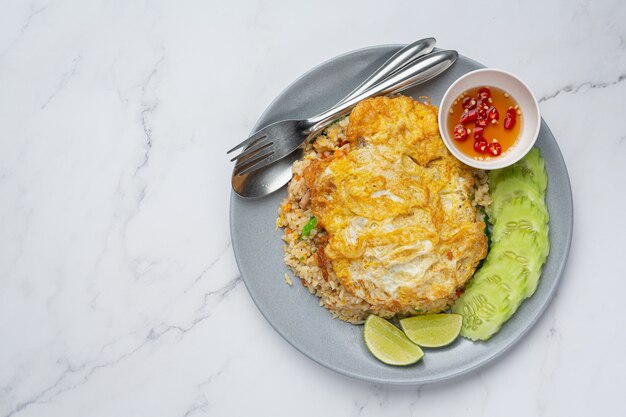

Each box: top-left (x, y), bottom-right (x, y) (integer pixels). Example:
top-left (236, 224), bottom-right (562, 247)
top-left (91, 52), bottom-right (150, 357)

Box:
top-left (538, 71), bottom-right (626, 102)
top-left (0, 0), bottom-right (624, 416)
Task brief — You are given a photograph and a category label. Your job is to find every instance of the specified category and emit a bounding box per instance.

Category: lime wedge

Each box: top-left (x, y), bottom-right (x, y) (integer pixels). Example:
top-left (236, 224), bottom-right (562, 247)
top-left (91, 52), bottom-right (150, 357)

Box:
top-left (363, 315), bottom-right (424, 366)
top-left (399, 314), bottom-right (462, 348)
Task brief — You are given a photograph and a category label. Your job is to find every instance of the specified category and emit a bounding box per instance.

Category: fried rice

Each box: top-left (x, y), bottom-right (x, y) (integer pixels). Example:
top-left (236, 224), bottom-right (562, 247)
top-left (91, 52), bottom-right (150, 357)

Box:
top-left (276, 115), bottom-right (491, 324)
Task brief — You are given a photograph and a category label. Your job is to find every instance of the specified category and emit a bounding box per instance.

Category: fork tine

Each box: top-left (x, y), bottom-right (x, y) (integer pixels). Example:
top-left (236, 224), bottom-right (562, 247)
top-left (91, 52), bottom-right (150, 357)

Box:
top-left (234, 143), bottom-right (270, 168)
top-left (229, 138), bottom-right (274, 162)
top-left (233, 150), bottom-right (275, 176)
top-left (227, 128), bottom-right (268, 154)
top-left (235, 151), bottom-right (277, 176)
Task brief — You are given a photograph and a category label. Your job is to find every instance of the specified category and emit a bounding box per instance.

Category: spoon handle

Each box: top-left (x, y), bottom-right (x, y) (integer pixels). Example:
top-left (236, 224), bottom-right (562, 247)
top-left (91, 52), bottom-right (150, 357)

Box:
top-left (303, 49), bottom-right (458, 136)
top-left (335, 38), bottom-right (436, 106)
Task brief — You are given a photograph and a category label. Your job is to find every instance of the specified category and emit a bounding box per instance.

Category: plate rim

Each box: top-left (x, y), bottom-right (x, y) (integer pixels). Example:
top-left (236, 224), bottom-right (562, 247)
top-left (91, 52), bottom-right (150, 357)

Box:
top-left (229, 44), bottom-right (574, 385)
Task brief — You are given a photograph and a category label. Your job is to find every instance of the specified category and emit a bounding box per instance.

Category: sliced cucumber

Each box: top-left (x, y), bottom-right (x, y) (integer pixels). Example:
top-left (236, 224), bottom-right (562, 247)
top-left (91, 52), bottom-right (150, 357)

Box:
top-left (452, 260), bottom-right (528, 341)
top-left (488, 229), bottom-right (546, 297)
top-left (492, 197), bottom-right (550, 259)
top-left (490, 176), bottom-right (547, 222)
top-left (453, 148), bottom-right (550, 342)
top-left (489, 148), bottom-right (548, 193)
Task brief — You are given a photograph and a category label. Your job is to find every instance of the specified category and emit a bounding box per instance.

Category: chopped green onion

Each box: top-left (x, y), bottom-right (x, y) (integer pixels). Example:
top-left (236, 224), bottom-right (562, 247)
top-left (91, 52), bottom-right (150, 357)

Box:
top-left (482, 208), bottom-right (492, 251)
top-left (301, 216), bottom-right (317, 238)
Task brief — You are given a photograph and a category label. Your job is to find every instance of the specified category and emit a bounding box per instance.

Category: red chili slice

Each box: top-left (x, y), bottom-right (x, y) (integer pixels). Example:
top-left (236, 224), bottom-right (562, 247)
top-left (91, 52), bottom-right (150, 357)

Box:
top-left (462, 97), bottom-right (477, 110)
top-left (454, 124), bottom-right (468, 141)
top-left (474, 138), bottom-right (488, 153)
top-left (474, 126), bottom-right (484, 139)
top-left (504, 114), bottom-right (516, 129)
top-left (504, 107), bottom-right (517, 129)
top-left (487, 142), bottom-right (502, 156)
top-left (478, 87), bottom-right (491, 99)
top-left (477, 98), bottom-right (490, 109)
top-left (476, 100), bottom-right (490, 119)
top-left (488, 106), bottom-right (499, 120)
top-left (460, 108), bottom-right (478, 124)
top-left (476, 117), bottom-right (488, 128)
top-left (506, 107), bottom-right (517, 117)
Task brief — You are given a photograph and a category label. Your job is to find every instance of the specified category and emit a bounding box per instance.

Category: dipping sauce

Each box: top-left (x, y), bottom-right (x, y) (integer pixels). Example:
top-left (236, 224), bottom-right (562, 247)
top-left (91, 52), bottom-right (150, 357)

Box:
top-left (446, 86), bottom-right (522, 160)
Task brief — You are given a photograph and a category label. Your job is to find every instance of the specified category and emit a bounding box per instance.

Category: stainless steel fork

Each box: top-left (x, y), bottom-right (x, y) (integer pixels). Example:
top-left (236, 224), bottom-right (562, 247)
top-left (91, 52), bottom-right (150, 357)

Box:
top-left (228, 49), bottom-right (458, 177)
top-left (231, 40), bottom-right (438, 198)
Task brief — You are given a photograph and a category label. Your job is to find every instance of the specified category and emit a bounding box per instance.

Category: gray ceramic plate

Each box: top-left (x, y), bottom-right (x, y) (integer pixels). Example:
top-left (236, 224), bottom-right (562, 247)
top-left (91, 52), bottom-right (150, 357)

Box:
top-left (230, 45), bottom-right (573, 384)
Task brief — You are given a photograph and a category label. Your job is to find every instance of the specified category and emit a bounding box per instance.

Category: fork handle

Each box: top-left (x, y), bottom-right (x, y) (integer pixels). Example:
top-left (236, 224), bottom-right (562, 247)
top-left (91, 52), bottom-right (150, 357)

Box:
top-left (301, 49), bottom-right (458, 136)
top-left (335, 38), bottom-right (436, 106)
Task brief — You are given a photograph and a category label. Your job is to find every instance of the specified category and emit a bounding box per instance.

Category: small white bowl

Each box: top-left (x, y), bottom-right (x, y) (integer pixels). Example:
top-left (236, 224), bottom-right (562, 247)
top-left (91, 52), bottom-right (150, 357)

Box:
top-left (438, 68), bottom-right (541, 170)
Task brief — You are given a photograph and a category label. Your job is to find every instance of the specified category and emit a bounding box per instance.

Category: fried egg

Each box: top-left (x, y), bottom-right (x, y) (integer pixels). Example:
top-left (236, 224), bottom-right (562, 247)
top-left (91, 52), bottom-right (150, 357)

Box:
top-left (303, 96), bottom-right (487, 314)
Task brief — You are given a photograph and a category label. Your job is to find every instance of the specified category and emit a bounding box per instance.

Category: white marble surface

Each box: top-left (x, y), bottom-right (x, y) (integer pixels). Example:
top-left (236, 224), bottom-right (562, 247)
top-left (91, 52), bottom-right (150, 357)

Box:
top-left (0, 0), bottom-right (624, 416)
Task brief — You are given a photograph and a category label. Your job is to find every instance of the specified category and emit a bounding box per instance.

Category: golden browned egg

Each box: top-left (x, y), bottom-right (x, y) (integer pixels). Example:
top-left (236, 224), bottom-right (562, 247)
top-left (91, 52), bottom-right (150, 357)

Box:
top-left (304, 96), bottom-right (487, 314)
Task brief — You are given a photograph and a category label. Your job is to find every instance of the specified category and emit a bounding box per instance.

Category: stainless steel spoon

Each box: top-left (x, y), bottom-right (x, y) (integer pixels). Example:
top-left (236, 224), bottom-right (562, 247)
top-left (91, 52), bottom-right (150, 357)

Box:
top-left (231, 40), bottom-right (435, 198)
top-left (232, 43), bottom-right (455, 198)
top-left (335, 38), bottom-right (436, 106)
top-left (230, 40), bottom-right (438, 175)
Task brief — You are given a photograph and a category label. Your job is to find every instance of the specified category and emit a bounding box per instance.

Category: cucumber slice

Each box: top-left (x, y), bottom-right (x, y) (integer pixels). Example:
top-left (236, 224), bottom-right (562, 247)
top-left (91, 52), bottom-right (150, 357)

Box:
top-left (490, 176), bottom-right (547, 222)
top-left (489, 148), bottom-right (548, 193)
top-left (452, 260), bottom-right (528, 341)
top-left (453, 148), bottom-right (551, 342)
top-left (492, 197), bottom-right (550, 259)
top-left (488, 229), bottom-right (546, 297)
top-left (490, 168), bottom-right (541, 196)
